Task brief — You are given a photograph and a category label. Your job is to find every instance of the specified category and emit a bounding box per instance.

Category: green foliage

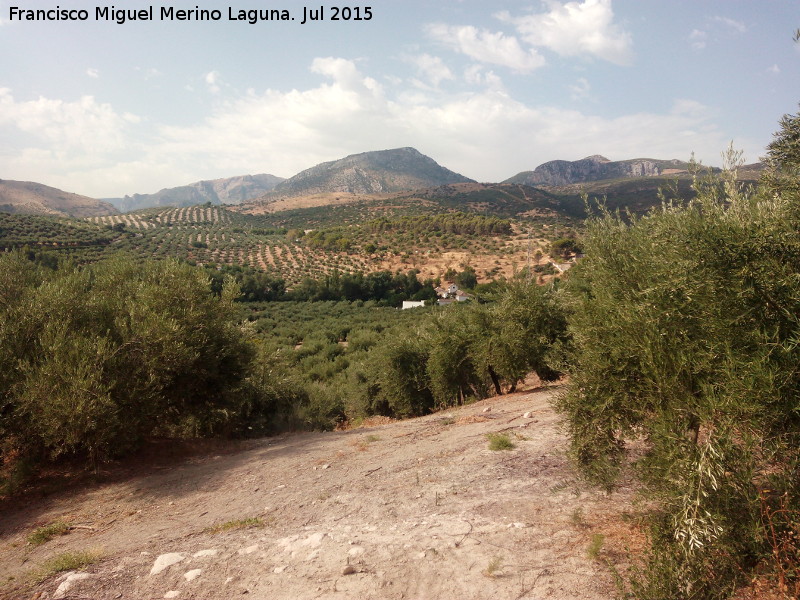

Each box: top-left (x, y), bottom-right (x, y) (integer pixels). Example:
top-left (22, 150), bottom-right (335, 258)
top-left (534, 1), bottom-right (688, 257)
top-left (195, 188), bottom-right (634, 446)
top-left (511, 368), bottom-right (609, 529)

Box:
top-left (364, 212), bottom-right (513, 236)
top-left (27, 522), bottom-right (70, 546)
top-left (334, 279), bottom-right (568, 419)
top-left (558, 124), bottom-right (800, 596)
top-left (33, 550), bottom-right (101, 582)
top-left (550, 237), bottom-right (582, 258)
top-left (486, 433), bottom-right (515, 451)
top-left (454, 265), bottom-right (477, 290)
top-left (373, 331), bottom-right (435, 418)
top-left (426, 308), bottom-right (488, 406)
top-left (586, 533), bottom-right (605, 560)
top-left (0, 213), bottom-right (116, 251)
top-left (0, 254), bottom-right (263, 476)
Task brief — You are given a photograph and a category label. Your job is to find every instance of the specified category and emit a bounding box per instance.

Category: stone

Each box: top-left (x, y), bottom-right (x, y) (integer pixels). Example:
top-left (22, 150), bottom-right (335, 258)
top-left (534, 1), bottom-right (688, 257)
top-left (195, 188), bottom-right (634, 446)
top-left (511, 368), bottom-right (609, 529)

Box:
top-left (164, 592), bottom-right (180, 599)
top-left (150, 553), bottom-right (187, 576)
top-left (523, 412), bottom-right (532, 418)
top-left (193, 549), bottom-right (219, 558)
top-left (184, 569), bottom-right (202, 582)
top-left (342, 565), bottom-right (356, 575)
top-left (53, 572), bottom-right (90, 599)
top-left (482, 407), bottom-right (492, 413)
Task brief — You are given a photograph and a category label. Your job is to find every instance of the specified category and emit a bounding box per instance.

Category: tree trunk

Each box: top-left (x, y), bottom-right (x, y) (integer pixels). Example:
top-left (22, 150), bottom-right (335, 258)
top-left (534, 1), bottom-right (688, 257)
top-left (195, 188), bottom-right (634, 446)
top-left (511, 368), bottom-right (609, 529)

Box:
top-left (488, 365), bottom-right (502, 396)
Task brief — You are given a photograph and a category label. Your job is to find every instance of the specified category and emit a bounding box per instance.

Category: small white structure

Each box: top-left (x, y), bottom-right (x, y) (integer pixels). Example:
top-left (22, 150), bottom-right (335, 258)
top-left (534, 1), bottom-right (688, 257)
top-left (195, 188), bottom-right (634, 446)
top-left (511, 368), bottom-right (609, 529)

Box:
top-left (553, 262), bottom-right (573, 273)
top-left (402, 300), bottom-right (426, 310)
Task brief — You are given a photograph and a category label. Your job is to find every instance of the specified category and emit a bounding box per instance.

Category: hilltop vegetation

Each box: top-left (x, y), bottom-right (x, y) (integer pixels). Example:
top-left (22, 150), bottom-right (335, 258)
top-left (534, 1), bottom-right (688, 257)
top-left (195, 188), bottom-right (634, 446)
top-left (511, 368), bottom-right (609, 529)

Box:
top-left (0, 212), bottom-right (116, 251)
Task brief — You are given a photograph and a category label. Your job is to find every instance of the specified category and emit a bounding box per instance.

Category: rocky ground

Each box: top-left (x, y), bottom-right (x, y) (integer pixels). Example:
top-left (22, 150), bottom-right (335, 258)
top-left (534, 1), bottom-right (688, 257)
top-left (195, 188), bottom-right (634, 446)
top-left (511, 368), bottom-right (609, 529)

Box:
top-left (0, 385), bottom-right (643, 600)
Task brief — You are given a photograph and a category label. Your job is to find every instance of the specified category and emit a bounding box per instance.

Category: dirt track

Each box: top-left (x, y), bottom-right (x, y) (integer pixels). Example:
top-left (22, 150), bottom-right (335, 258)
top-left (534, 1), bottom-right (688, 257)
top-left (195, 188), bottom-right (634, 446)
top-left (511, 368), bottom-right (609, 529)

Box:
top-left (0, 386), bottom-right (640, 600)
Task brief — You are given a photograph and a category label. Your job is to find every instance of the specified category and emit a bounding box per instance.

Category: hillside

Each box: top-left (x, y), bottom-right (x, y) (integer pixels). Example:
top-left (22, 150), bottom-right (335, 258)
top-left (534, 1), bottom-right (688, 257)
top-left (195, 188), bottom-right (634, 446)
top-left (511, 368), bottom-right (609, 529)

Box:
top-left (504, 155), bottom-right (695, 187)
top-left (106, 173), bottom-right (285, 212)
top-left (260, 147), bottom-right (474, 200)
top-left (0, 386), bottom-right (640, 600)
top-left (0, 180), bottom-right (118, 218)
top-left (239, 183), bottom-right (581, 228)
top-left (82, 205), bottom-right (557, 287)
top-left (503, 158), bottom-right (765, 216)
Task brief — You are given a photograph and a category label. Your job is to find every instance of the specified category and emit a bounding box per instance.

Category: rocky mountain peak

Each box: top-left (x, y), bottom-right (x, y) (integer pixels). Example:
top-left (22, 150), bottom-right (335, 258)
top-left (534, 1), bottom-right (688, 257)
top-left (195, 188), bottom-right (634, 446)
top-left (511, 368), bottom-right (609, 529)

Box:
top-left (268, 147), bottom-right (474, 197)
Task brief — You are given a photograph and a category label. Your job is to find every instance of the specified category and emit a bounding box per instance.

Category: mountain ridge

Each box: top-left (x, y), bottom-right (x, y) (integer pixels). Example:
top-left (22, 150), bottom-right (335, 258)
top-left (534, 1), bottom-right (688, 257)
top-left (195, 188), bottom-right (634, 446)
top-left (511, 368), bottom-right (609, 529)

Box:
top-left (105, 173), bottom-right (285, 212)
top-left (503, 155), bottom-right (696, 187)
top-left (0, 179), bottom-right (118, 218)
top-left (257, 147), bottom-right (475, 202)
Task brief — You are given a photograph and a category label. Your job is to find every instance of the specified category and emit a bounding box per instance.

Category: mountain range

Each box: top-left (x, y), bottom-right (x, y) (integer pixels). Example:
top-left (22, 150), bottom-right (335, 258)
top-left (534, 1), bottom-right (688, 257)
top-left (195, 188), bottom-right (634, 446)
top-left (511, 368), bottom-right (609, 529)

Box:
top-left (0, 148), bottom-right (765, 218)
top-left (503, 155), bottom-right (695, 187)
top-left (105, 173), bottom-right (285, 213)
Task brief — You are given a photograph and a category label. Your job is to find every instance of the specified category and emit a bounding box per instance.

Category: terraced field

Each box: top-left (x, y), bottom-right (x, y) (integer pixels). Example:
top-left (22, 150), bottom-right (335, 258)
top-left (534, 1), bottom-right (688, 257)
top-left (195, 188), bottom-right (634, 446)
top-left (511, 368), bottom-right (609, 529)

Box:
top-left (1, 201), bottom-right (568, 288)
top-left (83, 205), bottom-right (558, 286)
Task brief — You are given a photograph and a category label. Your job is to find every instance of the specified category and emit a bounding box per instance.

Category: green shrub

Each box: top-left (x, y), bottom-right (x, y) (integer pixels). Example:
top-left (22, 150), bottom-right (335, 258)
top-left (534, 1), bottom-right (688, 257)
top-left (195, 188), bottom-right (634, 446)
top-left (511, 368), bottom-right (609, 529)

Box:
top-left (558, 115), bottom-right (800, 598)
top-left (486, 433), bottom-right (515, 451)
top-left (27, 522), bottom-right (70, 546)
top-left (0, 255), bottom-right (265, 475)
top-left (33, 549), bottom-right (102, 582)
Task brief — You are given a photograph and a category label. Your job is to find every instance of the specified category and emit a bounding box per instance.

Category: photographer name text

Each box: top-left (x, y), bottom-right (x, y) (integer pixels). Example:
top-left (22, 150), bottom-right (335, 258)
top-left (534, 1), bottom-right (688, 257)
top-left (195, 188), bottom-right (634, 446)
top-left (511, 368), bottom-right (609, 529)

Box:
top-left (7, 5), bottom-right (373, 25)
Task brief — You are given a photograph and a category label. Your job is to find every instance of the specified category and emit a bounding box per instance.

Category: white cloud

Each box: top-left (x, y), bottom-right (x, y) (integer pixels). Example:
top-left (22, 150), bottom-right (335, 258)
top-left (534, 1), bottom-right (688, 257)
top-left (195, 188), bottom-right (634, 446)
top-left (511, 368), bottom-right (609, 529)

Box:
top-left (569, 77), bottom-right (591, 100)
top-left (0, 88), bottom-right (143, 193)
top-left (408, 53), bottom-right (454, 87)
top-left (689, 29), bottom-right (707, 50)
top-left (0, 88), bottom-right (138, 150)
top-left (135, 67), bottom-right (163, 80)
top-left (86, 68), bottom-right (100, 79)
top-left (0, 60), bottom-right (744, 197)
top-left (204, 70), bottom-right (221, 94)
top-left (713, 16), bottom-right (746, 34)
top-left (767, 64), bottom-right (780, 75)
top-left (496, 0), bottom-right (633, 65)
top-left (463, 65), bottom-right (504, 90)
top-left (425, 23), bottom-right (545, 72)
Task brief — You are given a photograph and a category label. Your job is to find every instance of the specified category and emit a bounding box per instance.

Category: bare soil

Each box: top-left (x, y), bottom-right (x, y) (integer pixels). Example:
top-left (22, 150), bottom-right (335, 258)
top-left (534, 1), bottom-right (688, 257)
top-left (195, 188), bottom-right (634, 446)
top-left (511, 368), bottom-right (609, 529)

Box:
top-left (0, 386), bottom-right (643, 600)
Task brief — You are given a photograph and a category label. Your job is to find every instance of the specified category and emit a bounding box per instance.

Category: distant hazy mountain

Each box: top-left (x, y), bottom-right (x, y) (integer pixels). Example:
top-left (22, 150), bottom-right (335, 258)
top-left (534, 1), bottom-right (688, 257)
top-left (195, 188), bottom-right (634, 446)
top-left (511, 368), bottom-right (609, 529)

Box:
top-left (0, 180), bottom-right (118, 218)
top-left (107, 174), bottom-right (285, 212)
top-left (504, 155), bottom-right (695, 187)
top-left (264, 147), bottom-right (474, 199)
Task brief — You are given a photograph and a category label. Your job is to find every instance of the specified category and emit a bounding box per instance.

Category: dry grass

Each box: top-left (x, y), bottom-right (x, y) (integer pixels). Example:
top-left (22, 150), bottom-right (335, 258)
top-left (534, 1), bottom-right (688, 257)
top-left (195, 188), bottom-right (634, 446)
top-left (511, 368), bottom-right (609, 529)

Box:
top-left (27, 521), bottom-right (70, 546)
top-left (30, 549), bottom-right (102, 583)
top-left (455, 415), bottom-right (490, 425)
top-left (204, 517), bottom-right (266, 534)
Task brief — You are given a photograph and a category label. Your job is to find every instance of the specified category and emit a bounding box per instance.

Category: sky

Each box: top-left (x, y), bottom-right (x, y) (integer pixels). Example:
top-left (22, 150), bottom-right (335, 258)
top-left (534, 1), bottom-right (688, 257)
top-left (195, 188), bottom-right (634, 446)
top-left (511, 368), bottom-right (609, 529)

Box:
top-left (0, 0), bottom-right (798, 198)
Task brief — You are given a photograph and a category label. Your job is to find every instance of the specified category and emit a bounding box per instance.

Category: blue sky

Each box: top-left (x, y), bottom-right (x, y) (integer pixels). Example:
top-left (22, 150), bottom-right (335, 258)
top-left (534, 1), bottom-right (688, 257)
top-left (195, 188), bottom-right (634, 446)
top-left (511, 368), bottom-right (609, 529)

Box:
top-left (0, 0), bottom-right (798, 198)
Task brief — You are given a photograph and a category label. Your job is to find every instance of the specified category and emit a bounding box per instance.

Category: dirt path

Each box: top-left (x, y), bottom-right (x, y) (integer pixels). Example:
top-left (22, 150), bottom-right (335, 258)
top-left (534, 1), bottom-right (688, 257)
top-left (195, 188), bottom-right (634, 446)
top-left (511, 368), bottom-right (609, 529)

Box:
top-left (0, 387), bottom-right (640, 600)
